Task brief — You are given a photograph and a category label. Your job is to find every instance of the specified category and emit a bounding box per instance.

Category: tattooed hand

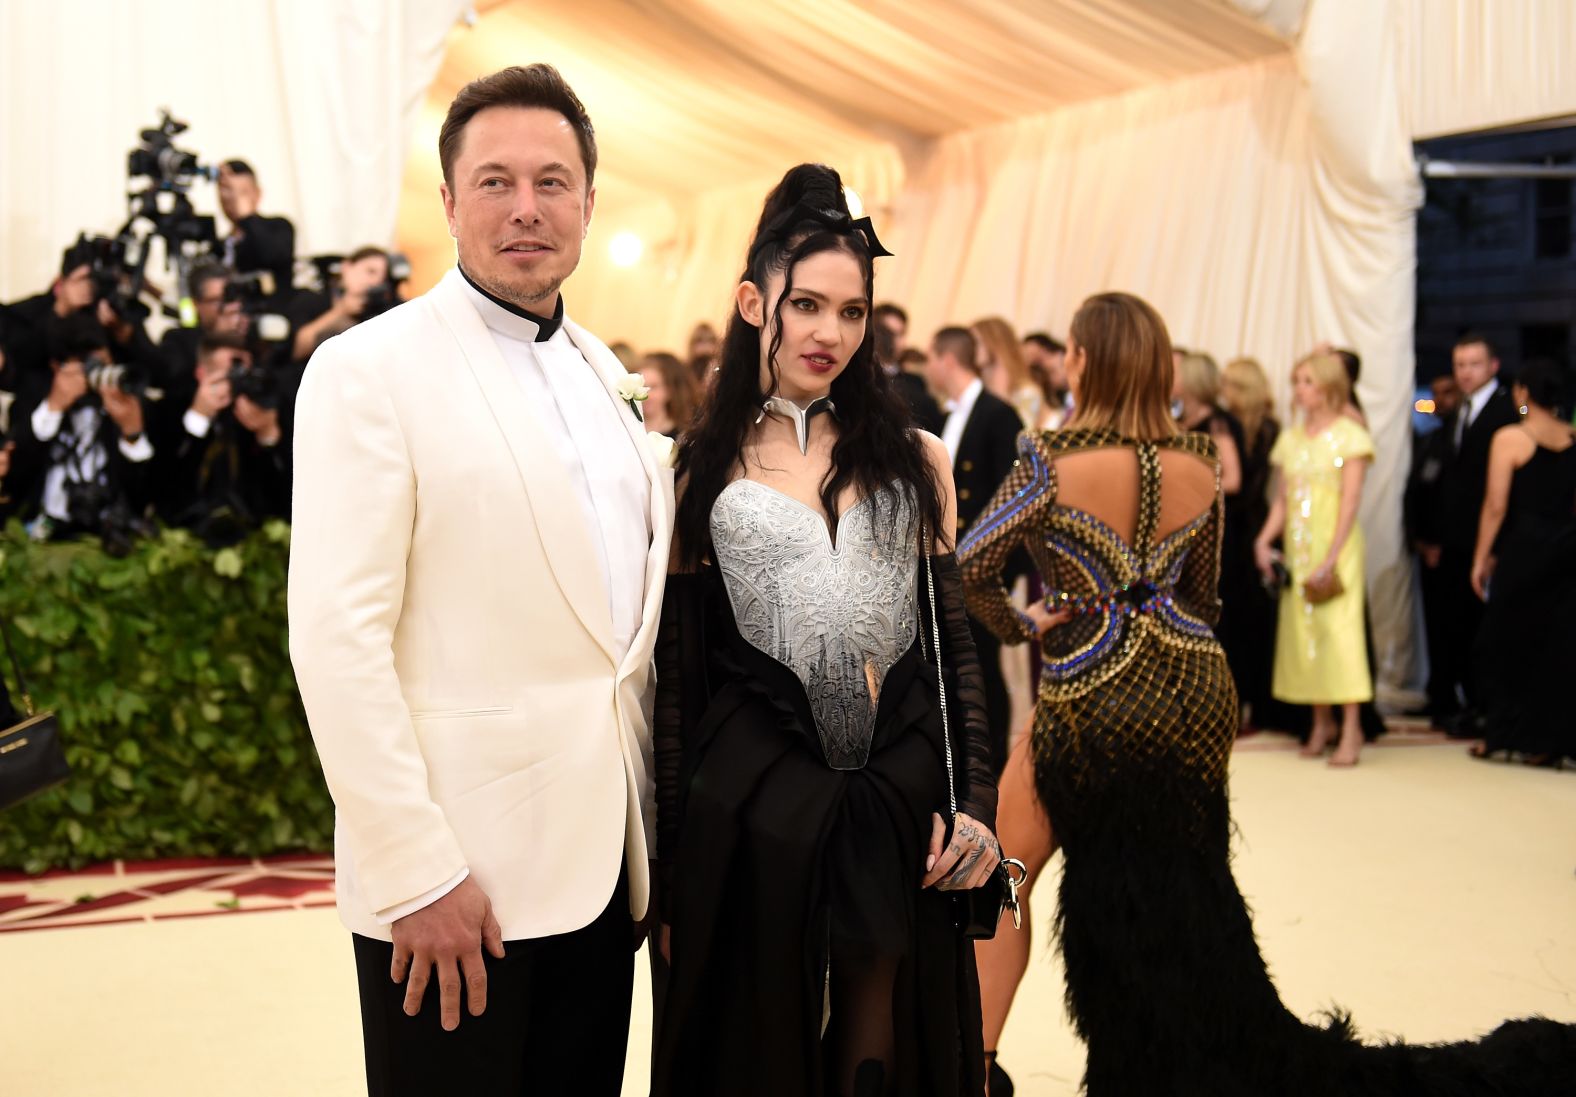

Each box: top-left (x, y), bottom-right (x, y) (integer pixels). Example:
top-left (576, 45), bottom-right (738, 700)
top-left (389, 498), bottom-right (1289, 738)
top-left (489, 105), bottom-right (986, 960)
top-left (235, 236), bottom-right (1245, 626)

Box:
top-left (921, 811), bottom-right (1002, 891)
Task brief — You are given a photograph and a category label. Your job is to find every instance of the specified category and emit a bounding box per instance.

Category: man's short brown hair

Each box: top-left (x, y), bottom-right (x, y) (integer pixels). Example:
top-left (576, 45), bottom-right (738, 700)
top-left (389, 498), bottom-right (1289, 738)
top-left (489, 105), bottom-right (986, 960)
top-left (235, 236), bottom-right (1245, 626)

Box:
top-left (932, 326), bottom-right (978, 373)
top-left (438, 64), bottom-right (597, 188)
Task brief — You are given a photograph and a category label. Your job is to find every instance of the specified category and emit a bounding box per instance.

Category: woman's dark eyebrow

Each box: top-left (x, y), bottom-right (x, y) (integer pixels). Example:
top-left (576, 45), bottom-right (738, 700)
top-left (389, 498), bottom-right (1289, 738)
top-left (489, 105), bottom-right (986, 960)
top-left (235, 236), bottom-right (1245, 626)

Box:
top-left (792, 288), bottom-right (870, 307)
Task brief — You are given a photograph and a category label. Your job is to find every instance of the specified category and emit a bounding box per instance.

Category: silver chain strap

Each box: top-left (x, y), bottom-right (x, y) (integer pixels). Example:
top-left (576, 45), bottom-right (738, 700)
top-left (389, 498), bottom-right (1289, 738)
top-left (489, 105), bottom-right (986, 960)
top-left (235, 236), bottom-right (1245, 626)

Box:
top-left (922, 537), bottom-right (958, 821)
top-left (922, 537), bottom-right (1027, 927)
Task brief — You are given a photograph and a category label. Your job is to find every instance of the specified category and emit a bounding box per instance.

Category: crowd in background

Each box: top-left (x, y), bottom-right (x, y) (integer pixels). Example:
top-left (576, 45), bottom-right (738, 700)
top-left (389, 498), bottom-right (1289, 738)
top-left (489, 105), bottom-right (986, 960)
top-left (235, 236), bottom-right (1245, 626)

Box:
top-left (0, 164), bottom-right (1571, 767)
top-left (0, 161), bottom-right (405, 550)
top-left (618, 307), bottom-right (1576, 767)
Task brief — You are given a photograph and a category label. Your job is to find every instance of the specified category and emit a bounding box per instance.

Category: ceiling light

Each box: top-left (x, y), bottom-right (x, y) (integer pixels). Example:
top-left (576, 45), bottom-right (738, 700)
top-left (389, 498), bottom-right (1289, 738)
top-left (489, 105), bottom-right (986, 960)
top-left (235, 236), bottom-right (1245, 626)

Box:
top-left (609, 232), bottom-right (643, 268)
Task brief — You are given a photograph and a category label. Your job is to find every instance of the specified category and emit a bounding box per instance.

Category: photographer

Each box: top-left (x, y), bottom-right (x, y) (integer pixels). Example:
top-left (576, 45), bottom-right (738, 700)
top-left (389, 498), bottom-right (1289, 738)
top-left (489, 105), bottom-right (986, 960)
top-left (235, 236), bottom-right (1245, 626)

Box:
top-left (6, 317), bottom-right (154, 545)
top-left (4, 240), bottom-right (163, 407)
top-left (149, 332), bottom-right (291, 542)
top-left (159, 262), bottom-right (250, 406)
top-left (287, 246), bottom-right (394, 364)
top-left (218, 161), bottom-right (296, 297)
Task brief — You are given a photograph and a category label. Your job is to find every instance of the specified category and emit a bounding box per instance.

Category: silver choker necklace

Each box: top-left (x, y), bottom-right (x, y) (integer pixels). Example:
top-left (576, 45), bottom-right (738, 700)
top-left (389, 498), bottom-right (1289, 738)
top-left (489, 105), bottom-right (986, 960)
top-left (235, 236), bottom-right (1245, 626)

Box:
top-left (757, 395), bottom-right (837, 455)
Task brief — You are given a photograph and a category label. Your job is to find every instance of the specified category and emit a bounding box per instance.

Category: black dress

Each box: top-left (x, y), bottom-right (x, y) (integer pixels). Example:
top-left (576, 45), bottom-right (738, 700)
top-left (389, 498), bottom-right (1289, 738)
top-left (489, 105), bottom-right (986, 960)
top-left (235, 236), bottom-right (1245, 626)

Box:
top-left (652, 480), bottom-right (995, 1097)
top-left (1236, 417), bottom-right (1282, 726)
top-left (1183, 409), bottom-right (1253, 712)
top-left (960, 428), bottom-right (1576, 1096)
top-left (1474, 442), bottom-right (1576, 760)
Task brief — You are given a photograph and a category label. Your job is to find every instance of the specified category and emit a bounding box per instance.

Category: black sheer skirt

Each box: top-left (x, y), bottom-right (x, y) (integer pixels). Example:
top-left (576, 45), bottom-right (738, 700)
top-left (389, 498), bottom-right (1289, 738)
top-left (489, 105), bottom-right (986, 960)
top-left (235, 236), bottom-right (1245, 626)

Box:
top-left (652, 569), bottom-right (986, 1097)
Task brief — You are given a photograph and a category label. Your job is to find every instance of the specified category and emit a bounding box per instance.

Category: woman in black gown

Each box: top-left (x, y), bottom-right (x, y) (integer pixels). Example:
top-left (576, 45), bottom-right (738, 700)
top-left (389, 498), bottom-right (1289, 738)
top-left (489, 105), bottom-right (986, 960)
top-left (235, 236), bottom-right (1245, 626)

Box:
top-left (960, 292), bottom-right (1574, 1095)
top-left (652, 164), bottom-right (1001, 1097)
top-left (1222, 356), bottom-right (1281, 730)
top-left (1470, 358), bottom-right (1576, 765)
top-left (1174, 351), bottom-right (1252, 723)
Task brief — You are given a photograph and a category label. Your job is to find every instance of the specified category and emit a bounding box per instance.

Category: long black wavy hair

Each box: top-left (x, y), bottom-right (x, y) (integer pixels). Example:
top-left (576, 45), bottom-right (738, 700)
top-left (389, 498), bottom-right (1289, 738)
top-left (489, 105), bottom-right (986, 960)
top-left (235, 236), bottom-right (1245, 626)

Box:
top-left (674, 164), bottom-right (945, 568)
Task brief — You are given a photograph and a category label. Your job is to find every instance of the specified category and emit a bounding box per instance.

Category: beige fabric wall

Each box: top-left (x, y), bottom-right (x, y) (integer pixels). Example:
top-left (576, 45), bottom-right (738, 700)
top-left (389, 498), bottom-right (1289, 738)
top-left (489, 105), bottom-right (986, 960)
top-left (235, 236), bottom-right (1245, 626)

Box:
top-left (1406, 0), bottom-right (1576, 139)
top-left (0, 0), bottom-right (462, 301)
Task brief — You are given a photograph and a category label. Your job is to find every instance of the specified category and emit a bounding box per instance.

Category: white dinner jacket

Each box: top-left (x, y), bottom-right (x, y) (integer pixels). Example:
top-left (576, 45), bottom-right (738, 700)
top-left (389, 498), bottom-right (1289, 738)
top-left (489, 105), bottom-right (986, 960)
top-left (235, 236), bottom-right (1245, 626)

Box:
top-left (288, 269), bottom-right (674, 941)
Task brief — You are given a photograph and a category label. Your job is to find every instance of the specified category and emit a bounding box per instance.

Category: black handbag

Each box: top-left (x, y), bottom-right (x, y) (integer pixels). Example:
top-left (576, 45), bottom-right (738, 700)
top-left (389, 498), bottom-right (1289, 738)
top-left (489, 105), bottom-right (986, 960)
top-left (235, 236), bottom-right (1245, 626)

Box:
top-left (921, 547), bottom-right (1027, 941)
top-left (0, 613), bottom-right (70, 811)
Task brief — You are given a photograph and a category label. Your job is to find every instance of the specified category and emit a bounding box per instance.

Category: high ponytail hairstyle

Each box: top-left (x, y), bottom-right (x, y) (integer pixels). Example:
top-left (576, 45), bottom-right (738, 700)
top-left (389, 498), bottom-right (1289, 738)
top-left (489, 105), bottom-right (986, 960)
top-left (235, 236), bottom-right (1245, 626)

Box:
top-left (674, 163), bottom-right (945, 569)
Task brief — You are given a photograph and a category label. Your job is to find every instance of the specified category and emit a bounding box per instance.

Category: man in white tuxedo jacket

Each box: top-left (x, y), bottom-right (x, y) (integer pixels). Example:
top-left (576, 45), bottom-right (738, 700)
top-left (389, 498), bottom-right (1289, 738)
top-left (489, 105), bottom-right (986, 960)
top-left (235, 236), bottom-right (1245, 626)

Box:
top-left (288, 64), bottom-right (672, 1095)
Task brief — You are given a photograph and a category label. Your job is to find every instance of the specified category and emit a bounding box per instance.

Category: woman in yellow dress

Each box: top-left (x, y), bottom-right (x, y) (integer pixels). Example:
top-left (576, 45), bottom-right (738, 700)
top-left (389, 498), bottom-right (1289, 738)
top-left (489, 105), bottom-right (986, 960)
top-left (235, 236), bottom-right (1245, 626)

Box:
top-left (1254, 352), bottom-right (1374, 766)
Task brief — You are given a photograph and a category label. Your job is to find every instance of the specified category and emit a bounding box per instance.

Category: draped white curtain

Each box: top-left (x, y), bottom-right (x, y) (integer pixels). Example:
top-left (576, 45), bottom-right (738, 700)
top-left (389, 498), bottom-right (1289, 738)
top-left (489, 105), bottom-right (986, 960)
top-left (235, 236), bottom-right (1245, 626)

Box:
top-left (0, 0), bottom-right (462, 300)
top-left (1405, 0), bottom-right (1576, 139)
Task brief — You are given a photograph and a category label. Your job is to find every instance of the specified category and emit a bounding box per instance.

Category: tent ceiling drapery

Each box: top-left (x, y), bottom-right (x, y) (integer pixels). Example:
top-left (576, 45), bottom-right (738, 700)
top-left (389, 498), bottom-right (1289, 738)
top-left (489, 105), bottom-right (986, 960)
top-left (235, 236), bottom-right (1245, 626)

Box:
top-left (444, 0), bottom-right (1285, 193)
top-left (397, 0), bottom-right (1289, 306)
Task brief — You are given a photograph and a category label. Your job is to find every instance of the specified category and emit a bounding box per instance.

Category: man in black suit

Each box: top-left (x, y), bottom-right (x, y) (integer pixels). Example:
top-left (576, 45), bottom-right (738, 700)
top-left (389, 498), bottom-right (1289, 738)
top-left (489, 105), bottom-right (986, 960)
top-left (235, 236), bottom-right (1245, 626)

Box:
top-left (874, 318), bottom-right (943, 434)
top-left (1422, 333), bottom-right (1519, 729)
top-left (149, 333), bottom-right (291, 544)
top-left (927, 325), bottom-right (1024, 773)
top-left (6, 318), bottom-right (155, 545)
top-left (218, 161), bottom-right (296, 298)
top-left (4, 240), bottom-right (163, 409)
top-left (1405, 374), bottom-right (1461, 721)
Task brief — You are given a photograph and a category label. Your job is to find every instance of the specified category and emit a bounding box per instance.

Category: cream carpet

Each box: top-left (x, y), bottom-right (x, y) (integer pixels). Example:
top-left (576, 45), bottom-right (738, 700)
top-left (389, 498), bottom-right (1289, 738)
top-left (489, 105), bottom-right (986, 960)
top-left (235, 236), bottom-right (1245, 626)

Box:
top-left (6, 734), bottom-right (1573, 1096)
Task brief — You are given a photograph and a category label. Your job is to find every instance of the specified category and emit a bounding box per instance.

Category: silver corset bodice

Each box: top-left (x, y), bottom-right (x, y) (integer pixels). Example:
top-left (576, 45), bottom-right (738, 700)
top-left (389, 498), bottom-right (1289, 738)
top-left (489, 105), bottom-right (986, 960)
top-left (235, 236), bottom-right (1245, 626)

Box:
top-left (710, 479), bottom-right (920, 770)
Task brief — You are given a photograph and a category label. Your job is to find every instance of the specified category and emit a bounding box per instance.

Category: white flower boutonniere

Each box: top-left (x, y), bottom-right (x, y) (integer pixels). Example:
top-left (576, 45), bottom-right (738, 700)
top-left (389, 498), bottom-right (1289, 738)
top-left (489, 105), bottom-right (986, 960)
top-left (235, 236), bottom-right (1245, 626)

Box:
top-left (647, 431), bottom-right (677, 469)
top-left (616, 373), bottom-right (651, 423)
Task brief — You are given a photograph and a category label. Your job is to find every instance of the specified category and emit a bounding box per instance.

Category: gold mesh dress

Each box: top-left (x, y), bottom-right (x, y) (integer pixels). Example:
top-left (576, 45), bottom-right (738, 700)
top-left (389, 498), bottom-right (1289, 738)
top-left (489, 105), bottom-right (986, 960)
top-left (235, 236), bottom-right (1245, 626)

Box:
top-left (959, 428), bottom-right (1574, 1096)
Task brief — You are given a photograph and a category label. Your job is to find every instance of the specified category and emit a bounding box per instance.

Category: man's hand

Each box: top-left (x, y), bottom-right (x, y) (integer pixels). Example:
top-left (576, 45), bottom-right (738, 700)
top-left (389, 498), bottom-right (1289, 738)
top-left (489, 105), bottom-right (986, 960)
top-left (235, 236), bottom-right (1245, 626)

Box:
top-left (100, 383), bottom-right (145, 438)
top-left (191, 373), bottom-right (233, 420)
top-left (47, 362), bottom-right (88, 413)
top-left (336, 290), bottom-right (369, 323)
top-left (922, 811), bottom-right (1002, 891)
top-left (0, 441), bottom-right (13, 481)
top-left (390, 876), bottom-right (505, 1031)
top-left (218, 164), bottom-right (260, 223)
top-left (233, 395), bottom-right (282, 446)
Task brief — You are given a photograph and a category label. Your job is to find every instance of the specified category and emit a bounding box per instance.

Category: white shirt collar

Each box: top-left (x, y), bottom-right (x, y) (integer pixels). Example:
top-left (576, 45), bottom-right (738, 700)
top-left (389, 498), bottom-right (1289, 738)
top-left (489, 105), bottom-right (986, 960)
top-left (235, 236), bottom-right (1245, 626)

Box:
top-left (1464, 378), bottom-right (1499, 423)
top-left (945, 377), bottom-right (984, 416)
top-left (456, 270), bottom-right (562, 345)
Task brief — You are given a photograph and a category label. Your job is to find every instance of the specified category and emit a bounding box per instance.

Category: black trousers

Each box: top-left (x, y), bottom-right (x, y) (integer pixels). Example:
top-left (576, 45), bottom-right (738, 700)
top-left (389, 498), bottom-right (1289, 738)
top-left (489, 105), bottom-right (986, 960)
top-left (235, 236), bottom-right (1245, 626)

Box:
top-left (1431, 549), bottom-right (1485, 717)
top-left (969, 615), bottom-right (1011, 776)
top-left (352, 867), bottom-right (634, 1097)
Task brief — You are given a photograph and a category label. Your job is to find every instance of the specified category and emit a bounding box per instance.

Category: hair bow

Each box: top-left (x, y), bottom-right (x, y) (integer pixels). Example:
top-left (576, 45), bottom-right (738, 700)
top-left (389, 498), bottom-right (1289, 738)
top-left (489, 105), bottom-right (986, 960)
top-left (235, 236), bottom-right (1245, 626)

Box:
top-left (752, 200), bottom-right (894, 261)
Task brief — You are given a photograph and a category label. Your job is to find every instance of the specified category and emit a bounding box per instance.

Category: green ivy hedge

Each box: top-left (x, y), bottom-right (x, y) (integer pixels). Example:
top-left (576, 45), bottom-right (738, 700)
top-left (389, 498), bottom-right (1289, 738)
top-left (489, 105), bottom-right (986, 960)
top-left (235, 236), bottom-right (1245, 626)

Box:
top-left (0, 522), bottom-right (332, 873)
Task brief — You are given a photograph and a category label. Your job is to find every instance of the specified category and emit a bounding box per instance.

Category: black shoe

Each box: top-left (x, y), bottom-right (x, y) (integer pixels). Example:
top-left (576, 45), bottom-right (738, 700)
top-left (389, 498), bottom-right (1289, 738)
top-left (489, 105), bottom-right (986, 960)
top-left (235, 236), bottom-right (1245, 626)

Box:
top-left (986, 1053), bottom-right (1015, 1097)
top-left (1443, 711), bottom-right (1487, 740)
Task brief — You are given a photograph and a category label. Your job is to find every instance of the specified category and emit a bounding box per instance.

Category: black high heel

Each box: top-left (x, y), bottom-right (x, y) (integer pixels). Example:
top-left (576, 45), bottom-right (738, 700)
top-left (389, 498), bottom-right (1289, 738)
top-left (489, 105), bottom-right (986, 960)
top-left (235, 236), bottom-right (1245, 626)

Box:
top-left (985, 1051), bottom-right (1015, 1097)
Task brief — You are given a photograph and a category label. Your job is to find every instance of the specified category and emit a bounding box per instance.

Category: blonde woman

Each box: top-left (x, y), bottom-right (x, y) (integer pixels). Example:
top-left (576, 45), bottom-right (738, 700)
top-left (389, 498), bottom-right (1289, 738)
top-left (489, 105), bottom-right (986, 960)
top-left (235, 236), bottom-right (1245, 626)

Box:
top-left (1254, 353), bottom-right (1373, 766)
top-left (974, 316), bottom-right (1042, 430)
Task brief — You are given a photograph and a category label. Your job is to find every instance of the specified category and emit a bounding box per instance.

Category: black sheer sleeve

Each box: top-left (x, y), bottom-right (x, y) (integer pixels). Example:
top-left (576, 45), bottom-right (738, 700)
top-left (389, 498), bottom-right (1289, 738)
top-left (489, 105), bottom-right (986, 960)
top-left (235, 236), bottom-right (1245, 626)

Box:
top-left (1175, 486), bottom-right (1225, 628)
top-left (929, 553), bottom-right (998, 832)
top-left (653, 571), bottom-right (705, 922)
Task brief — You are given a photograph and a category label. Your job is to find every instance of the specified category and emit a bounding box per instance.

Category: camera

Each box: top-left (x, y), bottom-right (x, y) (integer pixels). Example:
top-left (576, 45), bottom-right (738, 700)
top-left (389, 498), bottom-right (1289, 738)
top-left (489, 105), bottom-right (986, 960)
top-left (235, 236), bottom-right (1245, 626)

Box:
top-left (305, 251), bottom-right (410, 320)
top-left (61, 478), bottom-right (149, 558)
top-left (361, 252), bottom-right (412, 319)
top-left (128, 110), bottom-right (218, 190)
top-left (222, 272), bottom-right (291, 344)
top-left (121, 111), bottom-right (219, 268)
top-left (83, 353), bottom-right (152, 400)
top-left (71, 233), bottom-right (150, 325)
top-left (228, 359), bottom-right (280, 411)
